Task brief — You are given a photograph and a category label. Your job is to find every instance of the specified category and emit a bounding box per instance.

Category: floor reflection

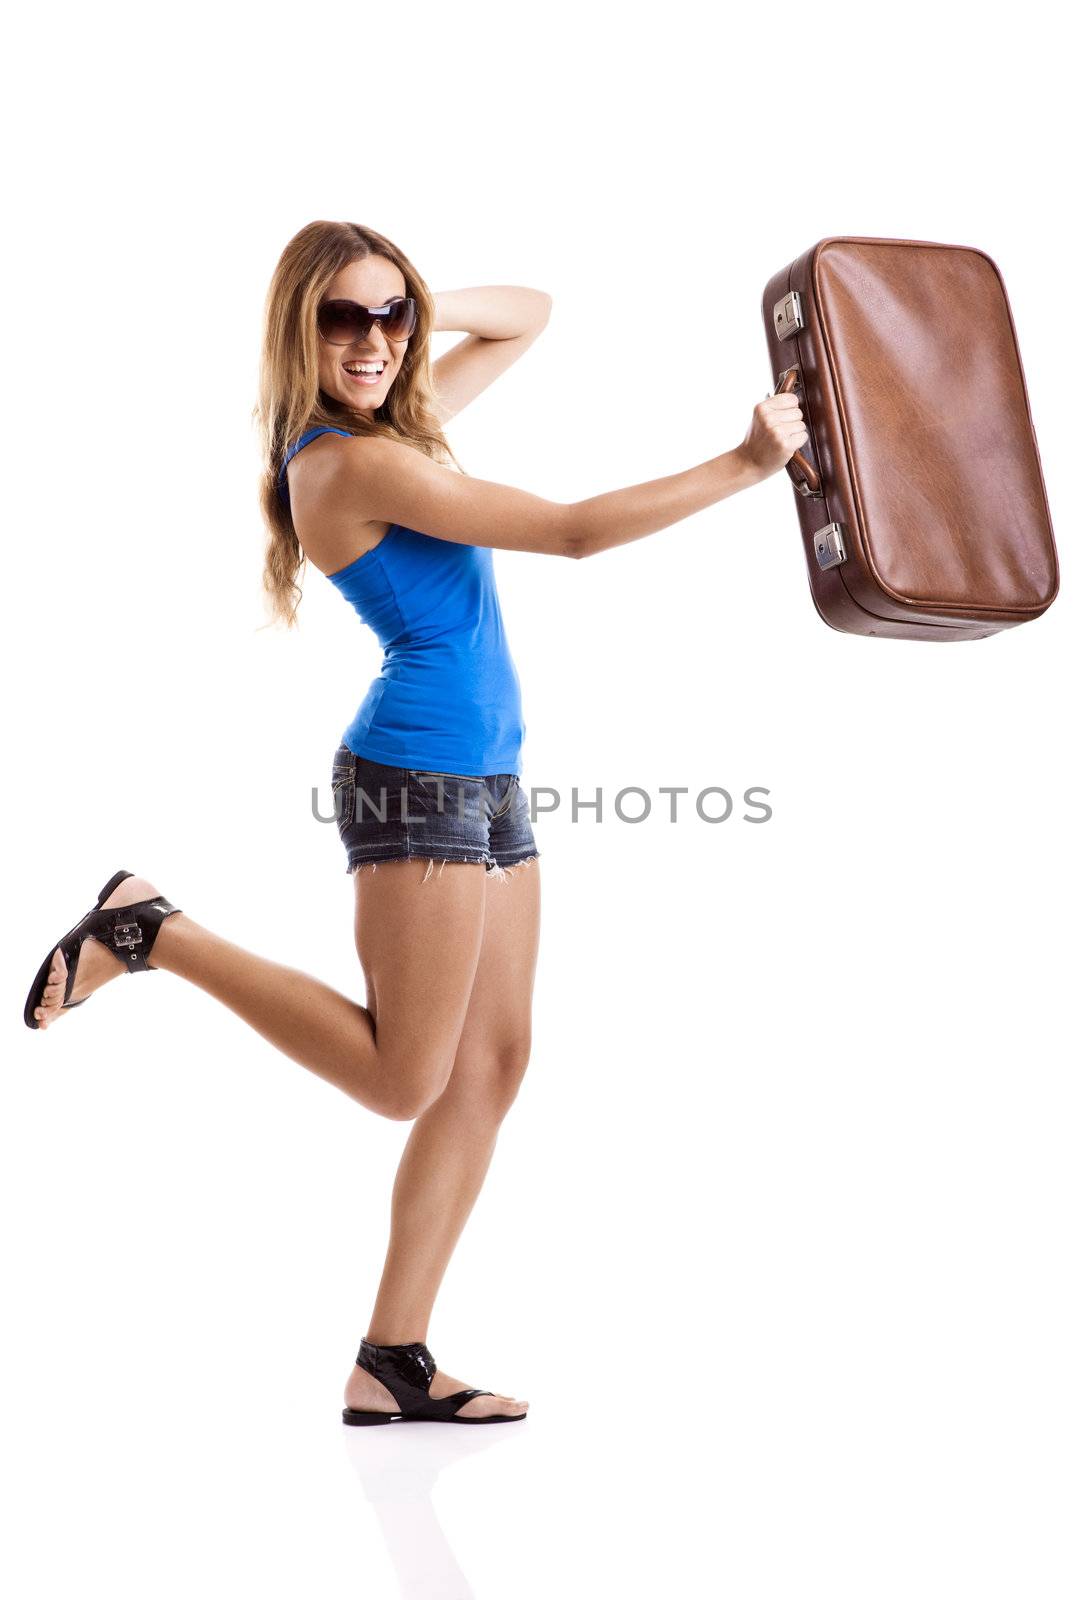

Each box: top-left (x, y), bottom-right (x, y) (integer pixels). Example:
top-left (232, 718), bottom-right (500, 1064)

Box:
top-left (343, 1419), bottom-right (527, 1598)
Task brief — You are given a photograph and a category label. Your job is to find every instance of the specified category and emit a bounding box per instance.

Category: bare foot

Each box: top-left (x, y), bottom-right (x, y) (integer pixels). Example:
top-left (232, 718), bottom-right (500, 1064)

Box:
top-left (344, 1359), bottom-right (528, 1421)
top-left (33, 875), bottom-right (164, 1030)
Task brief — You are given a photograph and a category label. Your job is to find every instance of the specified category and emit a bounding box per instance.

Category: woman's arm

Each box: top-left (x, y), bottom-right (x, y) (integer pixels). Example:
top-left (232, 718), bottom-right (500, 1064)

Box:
top-left (430, 286), bottom-right (552, 423)
top-left (567, 447), bottom-right (762, 559)
top-left (433, 284), bottom-right (552, 338)
top-left (569, 392), bottom-right (808, 557)
top-left (307, 393), bottom-right (805, 562)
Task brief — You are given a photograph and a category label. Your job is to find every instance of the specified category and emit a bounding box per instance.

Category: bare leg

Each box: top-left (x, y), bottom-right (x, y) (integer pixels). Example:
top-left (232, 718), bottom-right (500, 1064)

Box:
top-left (31, 865), bottom-right (490, 1123)
top-left (345, 856), bottom-right (541, 1419)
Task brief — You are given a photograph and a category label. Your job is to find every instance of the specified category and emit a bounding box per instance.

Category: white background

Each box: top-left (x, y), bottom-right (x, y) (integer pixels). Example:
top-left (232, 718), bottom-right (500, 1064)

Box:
top-left (3, 3), bottom-right (1072, 1596)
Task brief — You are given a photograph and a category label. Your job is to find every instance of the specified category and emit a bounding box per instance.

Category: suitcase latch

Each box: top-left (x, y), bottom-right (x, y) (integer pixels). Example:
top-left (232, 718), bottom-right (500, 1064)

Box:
top-left (774, 291), bottom-right (805, 341)
top-left (813, 522), bottom-right (847, 570)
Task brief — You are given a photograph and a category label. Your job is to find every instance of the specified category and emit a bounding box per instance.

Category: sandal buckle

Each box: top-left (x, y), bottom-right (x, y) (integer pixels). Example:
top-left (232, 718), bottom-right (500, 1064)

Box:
top-left (113, 917), bottom-right (143, 949)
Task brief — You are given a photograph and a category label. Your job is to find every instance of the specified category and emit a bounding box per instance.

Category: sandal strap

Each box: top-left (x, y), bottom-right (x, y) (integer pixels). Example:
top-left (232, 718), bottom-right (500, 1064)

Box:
top-left (66, 897), bottom-right (182, 982)
top-left (104, 898), bottom-right (181, 973)
top-left (354, 1338), bottom-right (500, 1420)
top-left (408, 1387), bottom-right (491, 1422)
top-left (356, 1338), bottom-right (438, 1414)
top-left (59, 871), bottom-right (144, 1002)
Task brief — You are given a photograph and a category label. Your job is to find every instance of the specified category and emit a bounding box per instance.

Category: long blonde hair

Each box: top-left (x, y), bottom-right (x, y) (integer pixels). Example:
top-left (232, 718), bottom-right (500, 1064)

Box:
top-left (254, 220), bottom-right (464, 628)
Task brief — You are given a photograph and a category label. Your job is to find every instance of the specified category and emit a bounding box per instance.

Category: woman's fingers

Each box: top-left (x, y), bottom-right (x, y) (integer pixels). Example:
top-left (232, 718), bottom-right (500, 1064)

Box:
top-left (740, 391), bottom-right (811, 476)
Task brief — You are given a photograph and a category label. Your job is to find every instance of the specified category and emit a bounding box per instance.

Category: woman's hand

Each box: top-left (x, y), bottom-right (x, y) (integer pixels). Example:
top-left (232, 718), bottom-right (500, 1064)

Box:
top-left (734, 391), bottom-right (809, 481)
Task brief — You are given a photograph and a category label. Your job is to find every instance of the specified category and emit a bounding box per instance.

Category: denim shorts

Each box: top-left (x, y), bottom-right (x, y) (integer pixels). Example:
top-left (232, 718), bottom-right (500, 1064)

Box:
top-left (330, 743), bottom-right (540, 881)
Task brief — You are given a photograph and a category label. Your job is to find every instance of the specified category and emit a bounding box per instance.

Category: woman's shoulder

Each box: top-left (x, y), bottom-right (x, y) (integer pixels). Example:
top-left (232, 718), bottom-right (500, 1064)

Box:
top-left (285, 432), bottom-right (393, 578)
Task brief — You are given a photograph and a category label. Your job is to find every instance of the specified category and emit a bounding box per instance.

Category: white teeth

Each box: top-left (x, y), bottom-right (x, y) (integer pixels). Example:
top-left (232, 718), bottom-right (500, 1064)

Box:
top-left (344, 362), bottom-right (384, 374)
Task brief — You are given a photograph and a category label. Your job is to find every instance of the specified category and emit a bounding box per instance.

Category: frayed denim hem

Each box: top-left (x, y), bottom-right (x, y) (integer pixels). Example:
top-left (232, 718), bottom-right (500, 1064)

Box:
top-left (347, 850), bottom-right (540, 883)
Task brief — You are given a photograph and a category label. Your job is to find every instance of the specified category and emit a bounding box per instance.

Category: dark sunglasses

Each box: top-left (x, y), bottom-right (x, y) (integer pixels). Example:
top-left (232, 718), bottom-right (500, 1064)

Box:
top-left (317, 296), bottom-right (417, 346)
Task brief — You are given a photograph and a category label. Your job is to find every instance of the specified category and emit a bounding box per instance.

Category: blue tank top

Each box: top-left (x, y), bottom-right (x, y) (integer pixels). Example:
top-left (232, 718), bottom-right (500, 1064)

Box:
top-left (278, 427), bottom-right (526, 777)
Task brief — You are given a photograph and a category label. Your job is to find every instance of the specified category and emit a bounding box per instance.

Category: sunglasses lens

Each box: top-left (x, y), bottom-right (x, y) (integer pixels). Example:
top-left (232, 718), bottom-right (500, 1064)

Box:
top-left (318, 301), bottom-right (370, 344)
top-left (384, 298), bottom-right (417, 339)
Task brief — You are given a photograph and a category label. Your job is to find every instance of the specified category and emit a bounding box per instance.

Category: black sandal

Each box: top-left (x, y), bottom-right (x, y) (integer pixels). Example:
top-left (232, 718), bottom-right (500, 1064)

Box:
top-left (342, 1338), bottom-right (527, 1426)
top-left (23, 869), bottom-right (183, 1030)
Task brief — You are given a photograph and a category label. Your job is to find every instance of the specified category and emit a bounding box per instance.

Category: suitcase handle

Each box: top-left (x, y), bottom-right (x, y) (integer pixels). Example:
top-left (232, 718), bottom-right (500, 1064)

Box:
top-left (773, 367), bottom-right (823, 498)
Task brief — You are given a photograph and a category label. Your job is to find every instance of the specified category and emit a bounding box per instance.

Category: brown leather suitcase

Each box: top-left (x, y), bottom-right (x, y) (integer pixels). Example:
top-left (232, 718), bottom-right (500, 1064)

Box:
top-left (761, 236), bottom-right (1059, 639)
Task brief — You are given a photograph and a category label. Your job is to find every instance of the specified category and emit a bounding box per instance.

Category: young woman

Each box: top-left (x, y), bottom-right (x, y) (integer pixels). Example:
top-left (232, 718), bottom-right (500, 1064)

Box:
top-left (23, 221), bottom-right (806, 1425)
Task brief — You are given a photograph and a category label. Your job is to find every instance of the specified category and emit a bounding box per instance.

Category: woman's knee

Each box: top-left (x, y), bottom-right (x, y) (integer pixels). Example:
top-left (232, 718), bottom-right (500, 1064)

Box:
top-left (373, 1029), bottom-right (532, 1124)
top-left (380, 1052), bottom-right (455, 1121)
top-left (443, 1036), bottom-right (533, 1121)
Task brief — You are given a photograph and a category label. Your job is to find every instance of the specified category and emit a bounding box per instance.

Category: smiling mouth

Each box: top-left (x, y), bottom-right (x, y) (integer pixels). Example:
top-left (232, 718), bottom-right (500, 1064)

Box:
top-left (342, 360), bottom-right (386, 386)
